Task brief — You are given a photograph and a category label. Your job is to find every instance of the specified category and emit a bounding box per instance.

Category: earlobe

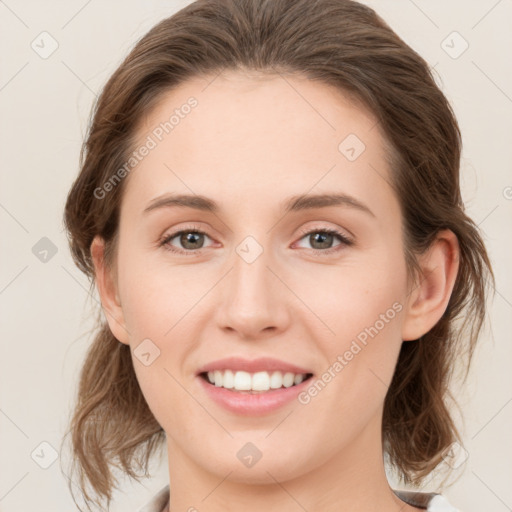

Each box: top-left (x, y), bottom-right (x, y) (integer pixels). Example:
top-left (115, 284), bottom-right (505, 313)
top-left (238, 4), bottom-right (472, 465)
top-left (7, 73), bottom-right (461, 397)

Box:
top-left (90, 235), bottom-right (130, 345)
top-left (401, 229), bottom-right (460, 342)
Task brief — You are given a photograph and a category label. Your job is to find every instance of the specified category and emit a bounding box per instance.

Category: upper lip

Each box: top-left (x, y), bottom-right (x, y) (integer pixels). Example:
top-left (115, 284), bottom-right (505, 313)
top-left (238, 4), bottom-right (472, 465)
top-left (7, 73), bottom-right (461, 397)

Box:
top-left (196, 357), bottom-right (313, 376)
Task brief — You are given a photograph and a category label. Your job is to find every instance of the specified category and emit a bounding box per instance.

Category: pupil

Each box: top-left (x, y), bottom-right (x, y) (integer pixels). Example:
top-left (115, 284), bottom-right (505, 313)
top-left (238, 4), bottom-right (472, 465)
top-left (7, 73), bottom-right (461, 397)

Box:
top-left (181, 232), bottom-right (203, 249)
top-left (311, 232), bottom-right (332, 249)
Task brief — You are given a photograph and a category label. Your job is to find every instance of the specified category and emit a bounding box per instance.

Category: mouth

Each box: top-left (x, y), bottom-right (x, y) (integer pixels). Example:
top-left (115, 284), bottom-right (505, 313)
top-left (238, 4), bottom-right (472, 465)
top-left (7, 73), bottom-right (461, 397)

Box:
top-left (199, 370), bottom-right (314, 394)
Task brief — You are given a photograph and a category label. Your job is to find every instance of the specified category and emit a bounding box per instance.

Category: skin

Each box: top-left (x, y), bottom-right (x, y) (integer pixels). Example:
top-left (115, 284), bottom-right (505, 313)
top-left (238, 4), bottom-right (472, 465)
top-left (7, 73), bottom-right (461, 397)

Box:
top-left (91, 70), bottom-right (459, 512)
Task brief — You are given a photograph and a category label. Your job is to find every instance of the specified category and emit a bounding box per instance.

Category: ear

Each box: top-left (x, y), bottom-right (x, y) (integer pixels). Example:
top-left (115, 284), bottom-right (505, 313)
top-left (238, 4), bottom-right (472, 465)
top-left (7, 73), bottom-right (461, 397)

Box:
top-left (90, 235), bottom-right (130, 345)
top-left (401, 229), bottom-right (460, 341)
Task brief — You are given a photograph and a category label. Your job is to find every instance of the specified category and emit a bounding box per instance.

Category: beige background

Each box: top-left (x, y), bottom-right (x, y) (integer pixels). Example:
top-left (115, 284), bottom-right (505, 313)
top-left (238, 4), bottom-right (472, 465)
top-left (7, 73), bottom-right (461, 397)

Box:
top-left (0, 0), bottom-right (511, 510)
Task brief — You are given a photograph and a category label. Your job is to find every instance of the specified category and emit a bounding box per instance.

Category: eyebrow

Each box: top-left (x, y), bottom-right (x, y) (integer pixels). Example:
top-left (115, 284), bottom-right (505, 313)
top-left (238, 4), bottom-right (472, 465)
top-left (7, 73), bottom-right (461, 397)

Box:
top-left (143, 192), bottom-right (375, 217)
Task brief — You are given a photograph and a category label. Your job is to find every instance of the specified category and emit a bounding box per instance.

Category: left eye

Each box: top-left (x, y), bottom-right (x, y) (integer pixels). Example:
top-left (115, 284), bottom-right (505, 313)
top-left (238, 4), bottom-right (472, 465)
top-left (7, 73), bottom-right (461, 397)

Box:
top-left (159, 227), bottom-right (353, 255)
top-left (294, 228), bottom-right (353, 253)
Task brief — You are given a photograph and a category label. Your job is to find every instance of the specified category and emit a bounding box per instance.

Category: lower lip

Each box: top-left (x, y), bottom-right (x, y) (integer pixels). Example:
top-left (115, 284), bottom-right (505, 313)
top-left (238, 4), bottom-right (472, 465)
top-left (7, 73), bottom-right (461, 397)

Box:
top-left (197, 375), bottom-right (313, 416)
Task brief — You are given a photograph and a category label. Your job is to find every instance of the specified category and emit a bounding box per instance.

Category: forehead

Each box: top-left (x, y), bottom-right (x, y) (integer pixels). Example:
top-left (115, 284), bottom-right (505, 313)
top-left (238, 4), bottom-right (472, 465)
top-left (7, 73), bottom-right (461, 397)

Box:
top-left (122, 70), bottom-right (397, 220)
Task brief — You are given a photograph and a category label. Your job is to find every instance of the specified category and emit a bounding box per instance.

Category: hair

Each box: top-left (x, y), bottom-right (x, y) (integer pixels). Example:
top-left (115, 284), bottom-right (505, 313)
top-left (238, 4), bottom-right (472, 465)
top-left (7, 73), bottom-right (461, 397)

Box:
top-left (62, 0), bottom-right (494, 510)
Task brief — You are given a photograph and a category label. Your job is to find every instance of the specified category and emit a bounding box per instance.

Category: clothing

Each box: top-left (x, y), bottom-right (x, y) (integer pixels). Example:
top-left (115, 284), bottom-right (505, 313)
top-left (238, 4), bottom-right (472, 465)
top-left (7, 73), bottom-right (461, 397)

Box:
top-left (394, 490), bottom-right (459, 511)
top-left (138, 484), bottom-right (460, 511)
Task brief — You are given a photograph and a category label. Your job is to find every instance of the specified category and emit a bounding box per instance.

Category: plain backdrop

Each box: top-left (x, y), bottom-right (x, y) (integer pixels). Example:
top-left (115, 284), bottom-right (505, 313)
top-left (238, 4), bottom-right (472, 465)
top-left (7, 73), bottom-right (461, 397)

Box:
top-left (1, 0), bottom-right (511, 511)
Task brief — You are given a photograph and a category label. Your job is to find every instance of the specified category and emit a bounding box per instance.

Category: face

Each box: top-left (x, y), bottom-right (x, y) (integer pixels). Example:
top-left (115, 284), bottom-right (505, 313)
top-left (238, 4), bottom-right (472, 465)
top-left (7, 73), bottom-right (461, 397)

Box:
top-left (98, 71), bottom-right (415, 483)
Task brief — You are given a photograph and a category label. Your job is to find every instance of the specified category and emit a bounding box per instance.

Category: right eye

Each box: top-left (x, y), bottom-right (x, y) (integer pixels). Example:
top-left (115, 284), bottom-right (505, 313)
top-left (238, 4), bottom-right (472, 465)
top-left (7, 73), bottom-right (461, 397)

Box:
top-left (159, 226), bottom-right (215, 255)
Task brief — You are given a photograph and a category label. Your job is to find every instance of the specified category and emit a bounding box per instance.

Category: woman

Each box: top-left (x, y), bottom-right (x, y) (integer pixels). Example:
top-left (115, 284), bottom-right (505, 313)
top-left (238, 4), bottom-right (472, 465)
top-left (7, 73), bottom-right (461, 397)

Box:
top-left (62, 0), bottom-right (494, 510)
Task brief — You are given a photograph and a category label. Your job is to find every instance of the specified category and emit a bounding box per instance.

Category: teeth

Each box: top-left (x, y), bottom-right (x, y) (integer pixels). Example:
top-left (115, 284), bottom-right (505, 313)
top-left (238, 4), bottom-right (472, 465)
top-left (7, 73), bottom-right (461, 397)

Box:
top-left (205, 370), bottom-right (309, 391)
top-left (222, 369), bottom-right (234, 389)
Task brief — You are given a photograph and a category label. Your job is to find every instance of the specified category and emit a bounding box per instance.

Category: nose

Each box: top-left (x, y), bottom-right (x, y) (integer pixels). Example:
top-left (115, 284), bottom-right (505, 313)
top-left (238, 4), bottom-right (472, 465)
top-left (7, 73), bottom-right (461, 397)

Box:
top-left (216, 244), bottom-right (291, 340)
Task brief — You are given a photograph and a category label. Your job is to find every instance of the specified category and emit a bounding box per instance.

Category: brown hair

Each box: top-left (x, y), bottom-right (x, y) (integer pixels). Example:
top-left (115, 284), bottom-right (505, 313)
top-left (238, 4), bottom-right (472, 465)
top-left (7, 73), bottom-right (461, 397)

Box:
top-left (62, 0), bottom-right (494, 509)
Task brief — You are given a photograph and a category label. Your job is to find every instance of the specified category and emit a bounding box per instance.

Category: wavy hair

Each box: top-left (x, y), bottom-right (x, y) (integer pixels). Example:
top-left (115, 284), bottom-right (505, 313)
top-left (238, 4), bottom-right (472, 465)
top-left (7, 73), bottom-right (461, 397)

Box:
top-left (61, 0), bottom-right (494, 509)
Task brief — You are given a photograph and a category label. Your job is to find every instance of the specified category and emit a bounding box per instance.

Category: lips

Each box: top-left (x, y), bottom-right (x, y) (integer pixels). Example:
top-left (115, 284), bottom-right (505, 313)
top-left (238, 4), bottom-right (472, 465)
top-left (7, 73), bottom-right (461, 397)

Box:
top-left (197, 365), bottom-right (314, 415)
top-left (195, 356), bottom-right (315, 414)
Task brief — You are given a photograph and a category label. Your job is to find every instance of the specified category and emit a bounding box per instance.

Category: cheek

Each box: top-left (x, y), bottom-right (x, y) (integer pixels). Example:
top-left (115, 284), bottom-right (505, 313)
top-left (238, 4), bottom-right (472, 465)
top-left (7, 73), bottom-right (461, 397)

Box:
top-left (312, 250), bottom-right (407, 345)
top-left (117, 249), bottom-right (205, 339)
top-left (303, 249), bottom-right (407, 410)
top-left (121, 269), bottom-right (204, 430)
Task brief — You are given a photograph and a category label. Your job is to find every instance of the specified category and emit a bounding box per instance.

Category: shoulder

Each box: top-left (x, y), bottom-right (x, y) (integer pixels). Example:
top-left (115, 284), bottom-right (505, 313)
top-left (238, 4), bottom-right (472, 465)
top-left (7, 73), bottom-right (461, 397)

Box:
top-left (394, 489), bottom-right (460, 511)
top-left (138, 485), bottom-right (170, 512)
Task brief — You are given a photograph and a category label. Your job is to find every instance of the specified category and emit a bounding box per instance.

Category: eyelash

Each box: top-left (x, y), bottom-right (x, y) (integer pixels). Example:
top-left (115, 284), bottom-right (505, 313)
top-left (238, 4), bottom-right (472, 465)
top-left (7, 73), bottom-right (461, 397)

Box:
top-left (158, 225), bottom-right (354, 256)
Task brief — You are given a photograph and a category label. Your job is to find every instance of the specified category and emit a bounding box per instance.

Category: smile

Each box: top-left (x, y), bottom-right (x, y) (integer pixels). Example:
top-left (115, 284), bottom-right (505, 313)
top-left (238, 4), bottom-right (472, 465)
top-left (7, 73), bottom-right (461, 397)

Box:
top-left (201, 370), bottom-right (313, 393)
